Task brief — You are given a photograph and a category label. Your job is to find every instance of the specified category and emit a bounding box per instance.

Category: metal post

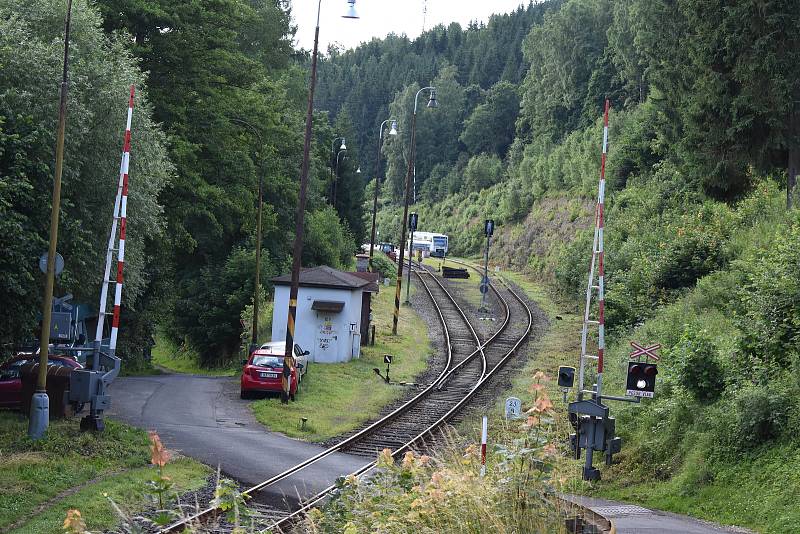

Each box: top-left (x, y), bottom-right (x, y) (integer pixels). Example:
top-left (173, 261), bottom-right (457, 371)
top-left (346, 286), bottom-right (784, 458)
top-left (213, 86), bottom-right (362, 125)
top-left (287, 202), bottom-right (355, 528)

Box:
top-left (393, 111), bottom-right (415, 334)
top-left (333, 149), bottom-right (346, 208)
top-left (229, 118), bottom-right (265, 352)
top-left (405, 226), bottom-right (414, 304)
top-left (369, 119), bottom-right (395, 272)
top-left (252, 174), bottom-right (263, 348)
top-left (329, 136), bottom-right (343, 205)
top-left (392, 86), bottom-right (434, 335)
top-left (480, 233), bottom-right (490, 310)
top-left (30, 0), bottom-right (73, 439)
top-left (480, 415), bottom-right (488, 476)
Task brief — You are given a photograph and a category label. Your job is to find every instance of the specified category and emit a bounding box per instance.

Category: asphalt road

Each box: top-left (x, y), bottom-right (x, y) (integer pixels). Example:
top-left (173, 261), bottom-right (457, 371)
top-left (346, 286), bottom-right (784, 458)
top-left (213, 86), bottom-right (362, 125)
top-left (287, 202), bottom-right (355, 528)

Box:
top-left (564, 495), bottom-right (756, 534)
top-left (107, 373), bottom-right (368, 506)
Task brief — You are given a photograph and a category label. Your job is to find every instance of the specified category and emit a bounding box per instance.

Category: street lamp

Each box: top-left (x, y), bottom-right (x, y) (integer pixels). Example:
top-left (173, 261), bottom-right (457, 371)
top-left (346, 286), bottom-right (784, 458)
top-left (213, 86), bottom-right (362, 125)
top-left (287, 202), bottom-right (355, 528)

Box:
top-left (230, 118), bottom-right (267, 353)
top-left (282, 0), bottom-right (358, 403)
top-left (333, 149), bottom-right (347, 208)
top-left (30, 0), bottom-right (73, 439)
top-left (329, 136), bottom-right (345, 204)
top-left (413, 90), bottom-right (436, 204)
top-left (368, 118), bottom-right (398, 272)
top-left (392, 86), bottom-right (436, 335)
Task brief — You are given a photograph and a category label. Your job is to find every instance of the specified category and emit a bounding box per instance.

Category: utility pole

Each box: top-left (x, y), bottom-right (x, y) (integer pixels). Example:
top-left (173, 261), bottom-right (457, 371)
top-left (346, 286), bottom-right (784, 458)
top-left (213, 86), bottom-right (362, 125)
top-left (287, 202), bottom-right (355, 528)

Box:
top-left (368, 119), bottom-right (397, 272)
top-left (392, 86), bottom-right (436, 335)
top-left (283, 0), bottom-right (359, 401)
top-left (30, 0), bottom-right (73, 440)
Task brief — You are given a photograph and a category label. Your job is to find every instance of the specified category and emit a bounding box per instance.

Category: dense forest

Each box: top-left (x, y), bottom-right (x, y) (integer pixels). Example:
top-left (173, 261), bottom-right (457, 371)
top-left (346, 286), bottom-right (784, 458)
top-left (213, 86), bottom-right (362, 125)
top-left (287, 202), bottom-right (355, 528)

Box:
top-left (0, 0), bottom-right (359, 366)
top-left (345, 0), bottom-right (797, 529)
top-left (2, 0), bottom-right (799, 528)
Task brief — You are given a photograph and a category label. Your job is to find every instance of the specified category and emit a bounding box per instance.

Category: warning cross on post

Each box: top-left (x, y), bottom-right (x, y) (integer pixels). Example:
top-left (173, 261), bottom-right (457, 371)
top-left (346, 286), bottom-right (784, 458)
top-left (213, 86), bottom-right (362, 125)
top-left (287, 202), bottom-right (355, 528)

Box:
top-left (629, 341), bottom-right (661, 362)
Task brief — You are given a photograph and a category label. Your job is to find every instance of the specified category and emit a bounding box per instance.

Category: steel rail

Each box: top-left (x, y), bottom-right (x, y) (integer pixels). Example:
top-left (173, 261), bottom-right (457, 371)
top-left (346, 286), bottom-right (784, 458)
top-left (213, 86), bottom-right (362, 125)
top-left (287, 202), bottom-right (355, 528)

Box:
top-left (267, 266), bottom-right (534, 533)
top-left (410, 262), bottom-right (490, 385)
top-left (427, 263), bottom-right (511, 389)
top-left (162, 262), bottom-right (481, 533)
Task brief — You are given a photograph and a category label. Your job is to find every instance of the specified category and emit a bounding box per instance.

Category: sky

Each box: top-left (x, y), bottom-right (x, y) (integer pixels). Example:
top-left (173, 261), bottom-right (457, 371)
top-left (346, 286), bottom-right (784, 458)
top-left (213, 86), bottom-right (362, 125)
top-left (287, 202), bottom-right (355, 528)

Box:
top-left (289, 0), bottom-right (531, 52)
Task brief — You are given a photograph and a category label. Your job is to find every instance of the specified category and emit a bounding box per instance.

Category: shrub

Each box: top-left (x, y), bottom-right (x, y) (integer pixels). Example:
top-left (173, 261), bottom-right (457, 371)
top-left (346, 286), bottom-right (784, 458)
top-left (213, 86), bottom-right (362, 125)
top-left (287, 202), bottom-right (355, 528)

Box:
top-left (370, 252), bottom-right (397, 280)
top-left (730, 384), bottom-right (788, 450)
top-left (672, 327), bottom-right (726, 404)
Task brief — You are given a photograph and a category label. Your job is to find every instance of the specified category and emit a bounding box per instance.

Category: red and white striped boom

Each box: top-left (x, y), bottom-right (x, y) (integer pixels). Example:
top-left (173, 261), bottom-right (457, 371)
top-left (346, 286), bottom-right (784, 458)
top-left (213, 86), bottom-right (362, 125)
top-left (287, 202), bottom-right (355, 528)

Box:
top-left (578, 99), bottom-right (609, 399)
top-left (94, 85), bottom-right (134, 359)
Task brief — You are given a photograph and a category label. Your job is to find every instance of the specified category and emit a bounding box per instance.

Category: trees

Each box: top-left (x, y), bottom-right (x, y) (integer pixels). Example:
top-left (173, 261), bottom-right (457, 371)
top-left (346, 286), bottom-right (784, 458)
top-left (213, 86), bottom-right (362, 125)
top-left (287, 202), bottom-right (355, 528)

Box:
top-left (460, 81), bottom-right (520, 158)
top-left (0, 0), bottom-right (170, 355)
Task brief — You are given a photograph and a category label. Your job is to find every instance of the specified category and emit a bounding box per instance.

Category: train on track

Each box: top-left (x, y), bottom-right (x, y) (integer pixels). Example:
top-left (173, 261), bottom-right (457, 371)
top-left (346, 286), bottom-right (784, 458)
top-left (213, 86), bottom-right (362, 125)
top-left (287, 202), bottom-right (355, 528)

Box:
top-left (408, 231), bottom-right (448, 257)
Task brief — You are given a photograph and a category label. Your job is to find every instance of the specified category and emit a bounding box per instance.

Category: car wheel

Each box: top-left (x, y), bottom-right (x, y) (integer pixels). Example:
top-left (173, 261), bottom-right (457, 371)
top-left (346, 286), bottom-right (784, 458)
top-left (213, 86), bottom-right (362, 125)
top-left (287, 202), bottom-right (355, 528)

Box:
top-left (240, 390), bottom-right (250, 400)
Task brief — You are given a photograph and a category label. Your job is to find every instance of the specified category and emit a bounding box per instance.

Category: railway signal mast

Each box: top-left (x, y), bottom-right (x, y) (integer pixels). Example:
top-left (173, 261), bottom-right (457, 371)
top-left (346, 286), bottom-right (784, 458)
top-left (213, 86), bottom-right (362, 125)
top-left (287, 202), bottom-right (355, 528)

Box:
top-left (479, 219), bottom-right (494, 311)
top-left (562, 100), bottom-right (645, 480)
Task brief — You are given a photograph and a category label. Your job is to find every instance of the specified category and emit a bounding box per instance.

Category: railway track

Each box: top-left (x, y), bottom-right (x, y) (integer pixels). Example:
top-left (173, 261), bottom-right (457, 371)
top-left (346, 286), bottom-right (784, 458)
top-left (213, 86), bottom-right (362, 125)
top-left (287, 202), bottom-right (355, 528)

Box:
top-left (162, 260), bottom-right (533, 533)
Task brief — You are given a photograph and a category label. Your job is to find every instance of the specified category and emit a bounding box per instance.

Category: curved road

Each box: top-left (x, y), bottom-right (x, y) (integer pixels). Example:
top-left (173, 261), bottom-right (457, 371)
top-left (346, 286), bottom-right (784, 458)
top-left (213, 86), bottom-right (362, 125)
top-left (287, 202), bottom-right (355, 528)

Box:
top-left (107, 373), bottom-right (366, 506)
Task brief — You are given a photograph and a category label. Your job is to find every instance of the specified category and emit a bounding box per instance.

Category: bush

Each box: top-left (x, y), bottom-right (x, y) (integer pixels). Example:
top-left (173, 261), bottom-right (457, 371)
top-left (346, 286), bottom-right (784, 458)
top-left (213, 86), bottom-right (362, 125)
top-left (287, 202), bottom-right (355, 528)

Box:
top-left (672, 327), bottom-right (726, 404)
top-left (730, 384), bottom-right (788, 450)
top-left (370, 252), bottom-right (397, 280)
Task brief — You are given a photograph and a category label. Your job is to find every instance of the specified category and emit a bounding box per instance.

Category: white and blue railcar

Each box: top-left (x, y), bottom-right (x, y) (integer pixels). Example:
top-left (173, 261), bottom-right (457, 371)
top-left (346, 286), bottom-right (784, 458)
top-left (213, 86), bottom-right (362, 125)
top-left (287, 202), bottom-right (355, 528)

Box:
top-left (408, 231), bottom-right (449, 257)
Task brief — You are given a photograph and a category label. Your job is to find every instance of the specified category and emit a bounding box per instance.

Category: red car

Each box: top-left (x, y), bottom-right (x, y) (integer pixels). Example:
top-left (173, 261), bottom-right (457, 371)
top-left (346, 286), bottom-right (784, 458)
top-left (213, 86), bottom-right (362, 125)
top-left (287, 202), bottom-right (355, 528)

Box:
top-left (240, 343), bottom-right (308, 400)
top-left (0, 354), bottom-right (83, 408)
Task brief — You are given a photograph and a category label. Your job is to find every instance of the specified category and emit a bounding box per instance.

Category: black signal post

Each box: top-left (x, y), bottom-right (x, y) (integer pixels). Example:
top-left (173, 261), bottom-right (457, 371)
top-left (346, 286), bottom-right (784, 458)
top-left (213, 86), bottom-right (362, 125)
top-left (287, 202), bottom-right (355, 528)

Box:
top-left (479, 219), bottom-right (494, 311)
top-left (405, 212), bottom-right (418, 304)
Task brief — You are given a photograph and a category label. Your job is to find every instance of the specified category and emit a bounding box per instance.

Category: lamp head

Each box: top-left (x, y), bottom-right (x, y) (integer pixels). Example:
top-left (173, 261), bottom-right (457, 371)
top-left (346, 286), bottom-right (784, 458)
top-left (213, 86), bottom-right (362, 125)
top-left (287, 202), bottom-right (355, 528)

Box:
top-left (427, 89), bottom-right (438, 109)
top-left (356, 167), bottom-right (361, 174)
top-left (389, 120), bottom-right (398, 135)
top-left (342, 0), bottom-right (359, 19)
top-left (340, 138), bottom-right (347, 150)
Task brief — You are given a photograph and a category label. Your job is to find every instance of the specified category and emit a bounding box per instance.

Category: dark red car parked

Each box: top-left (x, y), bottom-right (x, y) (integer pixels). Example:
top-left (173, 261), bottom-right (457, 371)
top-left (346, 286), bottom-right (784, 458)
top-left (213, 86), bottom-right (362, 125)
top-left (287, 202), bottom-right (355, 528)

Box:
top-left (0, 354), bottom-right (83, 408)
top-left (240, 343), bottom-right (308, 400)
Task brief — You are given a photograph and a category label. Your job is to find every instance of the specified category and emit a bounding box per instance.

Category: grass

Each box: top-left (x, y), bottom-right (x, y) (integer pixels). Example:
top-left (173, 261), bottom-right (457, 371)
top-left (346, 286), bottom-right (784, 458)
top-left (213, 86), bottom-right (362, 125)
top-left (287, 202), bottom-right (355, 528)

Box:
top-left (250, 280), bottom-right (433, 441)
top-left (0, 411), bottom-right (209, 533)
top-left (589, 442), bottom-right (800, 533)
top-left (476, 264), bottom-right (798, 533)
top-left (151, 329), bottom-right (238, 376)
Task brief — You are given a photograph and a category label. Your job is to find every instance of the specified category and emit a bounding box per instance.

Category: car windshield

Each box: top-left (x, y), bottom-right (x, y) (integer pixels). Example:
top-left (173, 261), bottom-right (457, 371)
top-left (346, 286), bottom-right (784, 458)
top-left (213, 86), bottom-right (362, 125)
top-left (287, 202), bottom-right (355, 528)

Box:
top-left (251, 356), bottom-right (283, 368)
top-left (433, 236), bottom-right (447, 247)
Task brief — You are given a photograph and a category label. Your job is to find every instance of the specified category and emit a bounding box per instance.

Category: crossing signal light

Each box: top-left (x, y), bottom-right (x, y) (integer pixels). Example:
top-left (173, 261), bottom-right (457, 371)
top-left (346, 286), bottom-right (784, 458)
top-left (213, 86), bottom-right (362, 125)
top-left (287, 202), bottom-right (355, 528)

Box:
top-left (626, 361), bottom-right (657, 398)
top-left (557, 366), bottom-right (575, 388)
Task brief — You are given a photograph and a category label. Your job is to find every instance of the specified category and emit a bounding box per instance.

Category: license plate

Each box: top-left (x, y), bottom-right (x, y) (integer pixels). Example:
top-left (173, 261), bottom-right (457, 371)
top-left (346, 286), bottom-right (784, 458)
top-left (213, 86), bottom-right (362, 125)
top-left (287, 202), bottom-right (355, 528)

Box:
top-left (260, 372), bottom-right (278, 379)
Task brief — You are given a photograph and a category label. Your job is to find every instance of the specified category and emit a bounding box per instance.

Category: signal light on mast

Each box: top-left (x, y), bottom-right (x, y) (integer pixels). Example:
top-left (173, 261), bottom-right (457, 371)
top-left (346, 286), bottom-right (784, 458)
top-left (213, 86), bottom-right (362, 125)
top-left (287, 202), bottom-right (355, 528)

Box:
top-left (626, 361), bottom-right (657, 398)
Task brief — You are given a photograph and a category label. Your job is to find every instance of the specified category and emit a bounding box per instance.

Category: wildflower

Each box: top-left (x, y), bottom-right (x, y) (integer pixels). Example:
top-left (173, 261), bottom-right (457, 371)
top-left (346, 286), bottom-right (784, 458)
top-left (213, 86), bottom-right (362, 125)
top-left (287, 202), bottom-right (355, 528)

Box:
top-left (530, 395), bottom-right (554, 414)
top-left (463, 443), bottom-right (478, 457)
top-left (532, 370), bottom-right (549, 381)
top-left (63, 509), bottom-right (86, 533)
top-left (419, 455), bottom-right (431, 466)
top-left (377, 448), bottom-right (394, 467)
top-left (523, 415), bottom-right (539, 429)
top-left (542, 442), bottom-right (558, 456)
top-left (402, 451), bottom-right (415, 468)
top-left (344, 474), bottom-right (358, 487)
top-left (148, 431), bottom-right (170, 467)
top-left (529, 382), bottom-right (545, 392)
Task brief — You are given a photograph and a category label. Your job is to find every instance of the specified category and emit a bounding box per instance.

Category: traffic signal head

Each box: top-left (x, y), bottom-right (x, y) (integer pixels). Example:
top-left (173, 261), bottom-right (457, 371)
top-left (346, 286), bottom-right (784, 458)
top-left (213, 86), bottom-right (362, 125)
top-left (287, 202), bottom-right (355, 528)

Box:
top-left (557, 366), bottom-right (575, 388)
top-left (626, 361), bottom-right (657, 398)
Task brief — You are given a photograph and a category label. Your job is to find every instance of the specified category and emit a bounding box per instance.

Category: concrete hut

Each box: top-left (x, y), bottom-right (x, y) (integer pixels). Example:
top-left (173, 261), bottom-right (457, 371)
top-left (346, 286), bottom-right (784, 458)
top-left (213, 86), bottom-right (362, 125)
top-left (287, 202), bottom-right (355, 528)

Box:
top-left (271, 266), bottom-right (378, 363)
